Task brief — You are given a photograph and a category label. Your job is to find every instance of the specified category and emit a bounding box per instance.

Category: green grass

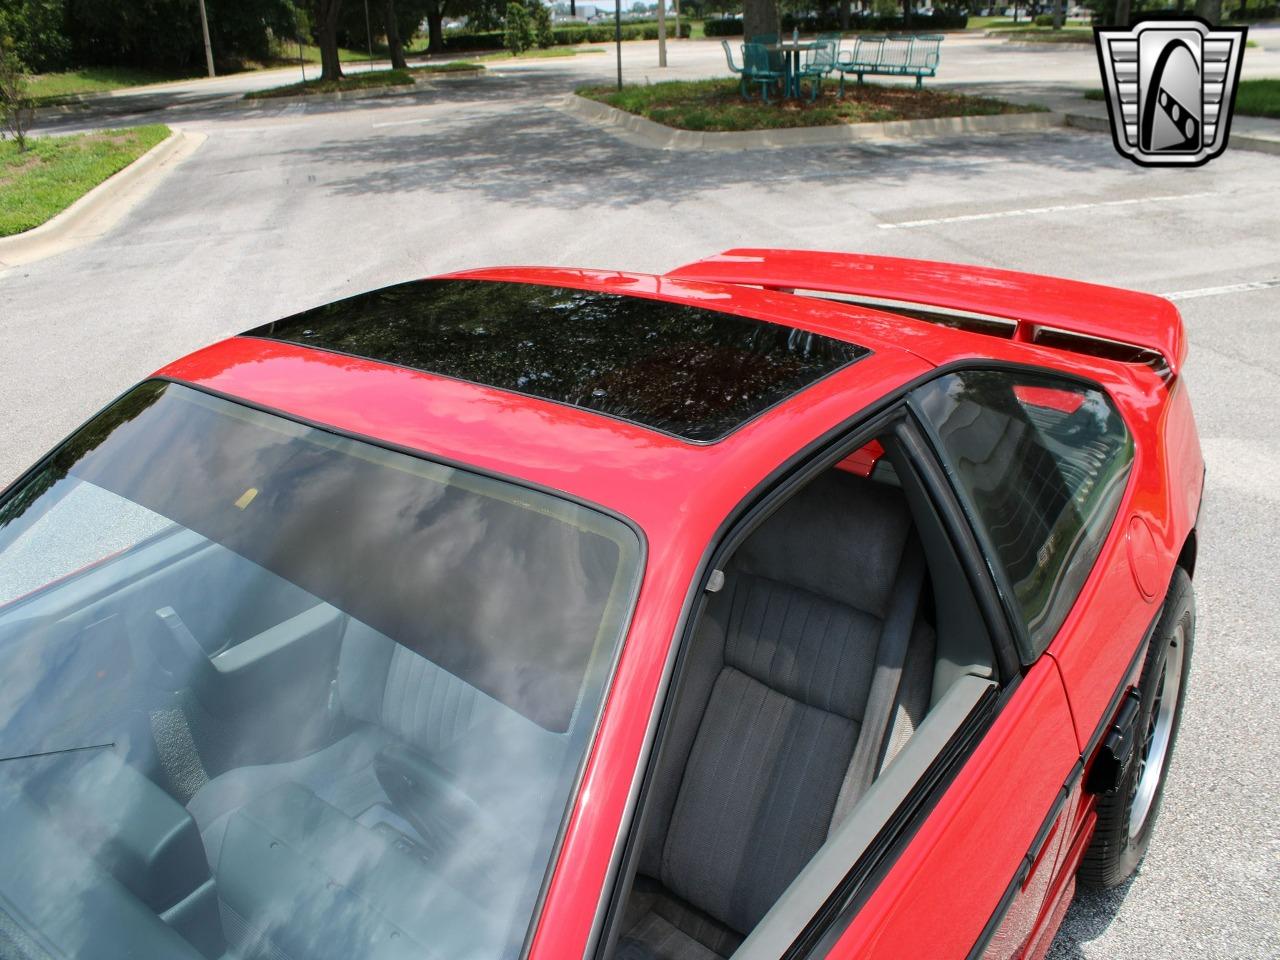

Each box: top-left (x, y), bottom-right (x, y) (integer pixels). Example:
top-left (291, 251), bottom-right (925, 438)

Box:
top-left (27, 66), bottom-right (196, 104)
top-left (578, 78), bottom-right (1040, 132)
top-left (475, 45), bottom-right (606, 61)
top-left (1236, 78), bottom-right (1280, 118)
top-left (969, 16), bottom-right (1092, 29)
top-left (0, 124), bottom-right (169, 237)
top-left (994, 27), bottom-right (1094, 42)
top-left (413, 60), bottom-right (485, 73)
top-left (1084, 87), bottom-right (1103, 101)
top-left (244, 68), bottom-right (414, 99)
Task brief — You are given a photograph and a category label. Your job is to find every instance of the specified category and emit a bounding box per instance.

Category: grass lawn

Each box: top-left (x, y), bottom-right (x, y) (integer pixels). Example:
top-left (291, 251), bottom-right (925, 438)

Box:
top-left (993, 27), bottom-right (1094, 42)
top-left (1236, 78), bottom-right (1280, 118)
top-left (28, 66), bottom-right (196, 104)
top-left (244, 68), bottom-right (414, 99)
top-left (27, 46), bottom-right (375, 103)
top-left (476, 45), bottom-right (606, 61)
top-left (579, 78), bottom-right (1040, 132)
top-left (0, 124), bottom-right (169, 237)
top-left (413, 60), bottom-right (485, 73)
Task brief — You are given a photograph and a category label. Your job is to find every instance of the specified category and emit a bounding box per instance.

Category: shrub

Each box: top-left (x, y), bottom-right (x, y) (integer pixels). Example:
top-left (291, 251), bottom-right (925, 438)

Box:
top-left (1034, 13), bottom-right (1054, 25)
top-left (530, 1), bottom-right (555, 47)
top-left (504, 2), bottom-right (534, 54)
top-left (0, 37), bottom-right (32, 151)
top-left (704, 10), bottom-right (966, 37)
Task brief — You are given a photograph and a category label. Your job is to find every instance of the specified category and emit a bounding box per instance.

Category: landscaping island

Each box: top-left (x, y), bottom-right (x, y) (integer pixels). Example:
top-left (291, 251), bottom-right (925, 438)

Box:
top-left (244, 62), bottom-right (484, 100)
top-left (0, 124), bottom-right (169, 237)
top-left (578, 79), bottom-right (1041, 133)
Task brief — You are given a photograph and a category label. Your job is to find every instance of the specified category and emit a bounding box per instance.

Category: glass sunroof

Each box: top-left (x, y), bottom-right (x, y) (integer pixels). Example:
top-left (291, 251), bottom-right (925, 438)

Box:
top-left (247, 279), bottom-right (869, 442)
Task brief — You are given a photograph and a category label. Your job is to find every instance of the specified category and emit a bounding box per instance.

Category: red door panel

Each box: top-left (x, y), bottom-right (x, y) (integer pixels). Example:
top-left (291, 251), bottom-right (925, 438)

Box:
top-left (826, 657), bottom-right (1078, 959)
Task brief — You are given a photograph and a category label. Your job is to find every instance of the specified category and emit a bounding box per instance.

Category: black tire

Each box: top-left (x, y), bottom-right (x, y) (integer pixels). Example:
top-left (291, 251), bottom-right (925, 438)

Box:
top-left (1080, 566), bottom-right (1194, 888)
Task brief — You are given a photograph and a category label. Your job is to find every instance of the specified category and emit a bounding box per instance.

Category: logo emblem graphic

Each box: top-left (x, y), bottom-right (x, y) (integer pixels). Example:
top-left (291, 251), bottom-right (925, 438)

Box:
top-left (1094, 17), bottom-right (1247, 167)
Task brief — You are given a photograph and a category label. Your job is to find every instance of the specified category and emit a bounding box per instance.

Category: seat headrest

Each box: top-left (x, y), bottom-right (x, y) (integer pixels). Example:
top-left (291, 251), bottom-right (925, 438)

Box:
top-left (732, 470), bottom-right (913, 620)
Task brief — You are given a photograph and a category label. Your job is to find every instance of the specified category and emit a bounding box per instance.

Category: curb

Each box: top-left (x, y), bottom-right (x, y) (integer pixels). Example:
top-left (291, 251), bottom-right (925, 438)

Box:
top-left (1063, 111), bottom-right (1280, 156)
top-left (0, 128), bottom-right (205, 269)
top-left (560, 94), bottom-right (1058, 151)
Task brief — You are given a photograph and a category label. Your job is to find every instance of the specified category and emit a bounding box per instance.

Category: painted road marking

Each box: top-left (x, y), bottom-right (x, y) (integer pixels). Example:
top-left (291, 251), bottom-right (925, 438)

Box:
top-left (877, 192), bottom-right (1216, 229)
top-left (371, 117), bottom-right (431, 128)
top-left (1162, 278), bottom-right (1280, 301)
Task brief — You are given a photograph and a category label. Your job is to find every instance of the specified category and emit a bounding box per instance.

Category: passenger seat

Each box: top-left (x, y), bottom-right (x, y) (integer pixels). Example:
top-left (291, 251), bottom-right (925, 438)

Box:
top-left (617, 471), bottom-right (935, 960)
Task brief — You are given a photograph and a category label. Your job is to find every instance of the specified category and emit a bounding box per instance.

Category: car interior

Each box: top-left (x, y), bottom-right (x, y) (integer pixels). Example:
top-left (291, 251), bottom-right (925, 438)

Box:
top-left (0, 406), bottom-right (1000, 960)
top-left (607, 436), bottom-right (999, 960)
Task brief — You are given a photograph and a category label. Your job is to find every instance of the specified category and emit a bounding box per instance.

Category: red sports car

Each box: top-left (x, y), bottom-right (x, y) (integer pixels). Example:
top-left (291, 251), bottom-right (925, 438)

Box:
top-left (0, 250), bottom-right (1202, 960)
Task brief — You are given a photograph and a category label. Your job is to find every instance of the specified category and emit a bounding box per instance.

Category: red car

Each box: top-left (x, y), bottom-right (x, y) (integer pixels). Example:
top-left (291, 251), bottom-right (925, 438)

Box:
top-left (0, 250), bottom-right (1201, 960)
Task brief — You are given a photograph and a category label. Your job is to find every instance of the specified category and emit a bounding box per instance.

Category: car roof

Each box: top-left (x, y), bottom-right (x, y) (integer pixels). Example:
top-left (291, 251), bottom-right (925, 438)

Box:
top-left (155, 266), bottom-right (1159, 542)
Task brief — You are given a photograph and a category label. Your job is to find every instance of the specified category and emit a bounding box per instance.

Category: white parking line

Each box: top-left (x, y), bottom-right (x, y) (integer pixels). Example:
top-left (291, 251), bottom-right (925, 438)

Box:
top-left (1162, 278), bottom-right (1280, 301)
top-left (371, 118), bottom-right (430, 128)
top-left (877, 192), bottom-right (1216, 229)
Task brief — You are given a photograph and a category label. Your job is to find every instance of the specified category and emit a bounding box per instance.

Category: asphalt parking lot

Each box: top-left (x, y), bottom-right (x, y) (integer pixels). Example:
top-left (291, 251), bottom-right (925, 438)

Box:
top-left (2, 33), bottom-right (1278, 959)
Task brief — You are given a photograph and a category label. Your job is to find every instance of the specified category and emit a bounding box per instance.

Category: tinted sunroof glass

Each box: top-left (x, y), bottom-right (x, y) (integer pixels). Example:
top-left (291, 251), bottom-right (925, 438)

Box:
top-left (248, 279), bottom-right (870, 442)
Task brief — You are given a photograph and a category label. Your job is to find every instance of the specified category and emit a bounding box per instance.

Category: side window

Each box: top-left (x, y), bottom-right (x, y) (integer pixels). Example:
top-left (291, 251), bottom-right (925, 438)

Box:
top-left (912, 369), bottom-right (1134, 656)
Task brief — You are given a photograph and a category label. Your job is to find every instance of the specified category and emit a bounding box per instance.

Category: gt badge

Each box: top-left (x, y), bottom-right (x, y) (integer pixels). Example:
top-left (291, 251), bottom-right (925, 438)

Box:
top-left (1094, 16), bottom-right (1248, 167)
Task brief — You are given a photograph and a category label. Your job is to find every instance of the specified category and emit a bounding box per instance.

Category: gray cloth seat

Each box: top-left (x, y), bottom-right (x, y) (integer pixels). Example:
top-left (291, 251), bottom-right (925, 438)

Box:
top-left (187, 617), bottom-right (562, 956)
top-left (618, 471), bottom-right (935, 960)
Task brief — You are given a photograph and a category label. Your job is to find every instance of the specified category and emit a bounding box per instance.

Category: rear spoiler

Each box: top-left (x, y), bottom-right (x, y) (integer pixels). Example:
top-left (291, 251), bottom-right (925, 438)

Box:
top-left (666, 249), bottom-right (1185, 380)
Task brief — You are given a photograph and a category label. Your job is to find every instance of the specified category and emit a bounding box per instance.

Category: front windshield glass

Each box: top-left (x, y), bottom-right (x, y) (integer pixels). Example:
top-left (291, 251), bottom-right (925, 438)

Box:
top-left (0, 381), bottom-right (641, 960)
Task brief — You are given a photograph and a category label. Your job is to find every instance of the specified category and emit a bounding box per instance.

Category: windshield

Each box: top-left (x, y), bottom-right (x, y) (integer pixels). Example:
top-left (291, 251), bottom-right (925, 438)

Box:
top-left (0, 381), bottom-right (641, 960)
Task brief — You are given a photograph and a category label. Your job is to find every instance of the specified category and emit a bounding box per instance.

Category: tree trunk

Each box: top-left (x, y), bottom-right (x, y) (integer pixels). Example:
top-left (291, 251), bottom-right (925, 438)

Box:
top-left (316, 0), bottom-right (345, 81)
top-left (840, 0), bottom-right (850, 30)
top-left (427, 7), bottom-right (445, 53)
top-left (1052, 0), bottom-right (1064, 28)
top-left (570, 0), bottom-right (576, 15)
top-left (902, 0), bottom-right (911, 29)
top-left (1194, 0), bottom-right (1222, 22)
top-left (743, 0), bottom-right (779, 42)
top-left (1114, 0), bottom-right (1129, 23)
top-left (385, 0), bottom-right (408, 68)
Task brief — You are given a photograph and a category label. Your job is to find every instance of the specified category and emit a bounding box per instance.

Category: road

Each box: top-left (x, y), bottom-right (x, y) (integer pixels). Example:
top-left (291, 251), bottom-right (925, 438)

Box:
top-left (4, 30), bottom-right (1279, 960)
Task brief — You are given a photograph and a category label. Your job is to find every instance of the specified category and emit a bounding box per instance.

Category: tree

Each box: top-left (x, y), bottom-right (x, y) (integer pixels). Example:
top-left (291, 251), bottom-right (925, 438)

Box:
top-left (742, 0), bottom-right (778, 43)
top-left (307, 0), bottom-right (346, 80)
top-left (0, 37), bottom-right (32, 152)
top-left (385, 0), bottom-right (407, 67)
top-left (1193, 0), bottom-right (1222, 21)
top-left (530, 0), bottom-right (554, 46)
top-left (504, 1), bottom-right (534, 53)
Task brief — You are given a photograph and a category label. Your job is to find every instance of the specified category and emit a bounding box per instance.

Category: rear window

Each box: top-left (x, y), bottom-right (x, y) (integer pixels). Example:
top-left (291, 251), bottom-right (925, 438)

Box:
top-left (913, 369), bottom-right (1134, 656)
top-left (248, 279), bottom-right (869, 442)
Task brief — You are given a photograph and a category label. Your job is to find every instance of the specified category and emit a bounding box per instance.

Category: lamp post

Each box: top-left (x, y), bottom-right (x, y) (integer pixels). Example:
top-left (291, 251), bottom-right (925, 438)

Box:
top-left (615, 0), bottom-right (622, 89)
top-left (197, 0), bottom-right (215, 77)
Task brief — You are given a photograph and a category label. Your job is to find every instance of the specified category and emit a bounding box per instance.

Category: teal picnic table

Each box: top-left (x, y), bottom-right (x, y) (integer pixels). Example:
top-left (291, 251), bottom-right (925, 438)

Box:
top-left (764, 39), bottom-right (820, 99)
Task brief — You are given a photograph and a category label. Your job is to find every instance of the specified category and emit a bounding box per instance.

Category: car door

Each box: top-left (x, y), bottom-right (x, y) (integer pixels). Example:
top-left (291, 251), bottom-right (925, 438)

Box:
top-left (812, 366), bottom-right (1138, 959)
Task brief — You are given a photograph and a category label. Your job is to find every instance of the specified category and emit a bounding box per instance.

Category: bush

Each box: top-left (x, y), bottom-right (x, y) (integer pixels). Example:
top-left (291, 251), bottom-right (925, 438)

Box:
top-left (1033, 13), bottom-right (1054, 25)
top-left (530, 1), bottom-right (555, 47)
top-left (704, 10), bottom-right (966, 37)
top-left (504, 2), bottom-right (534, 54)
top-left (0, 0), bottom-right (70, 72)
top-left (445, 18), bottom-right (689, 51)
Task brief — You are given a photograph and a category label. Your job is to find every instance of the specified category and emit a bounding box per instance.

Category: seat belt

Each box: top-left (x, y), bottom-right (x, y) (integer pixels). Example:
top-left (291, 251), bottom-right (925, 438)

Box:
top-left (829, 536), bottom-right (926, 833)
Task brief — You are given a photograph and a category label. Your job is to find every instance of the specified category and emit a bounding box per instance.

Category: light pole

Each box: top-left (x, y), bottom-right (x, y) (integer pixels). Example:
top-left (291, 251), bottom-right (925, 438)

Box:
top-left (615, 0), bottom-right (622, 89)
top-left (364, 0), bottom-right (375, 64)
top-left (197, 0), bottom-right (215, 77)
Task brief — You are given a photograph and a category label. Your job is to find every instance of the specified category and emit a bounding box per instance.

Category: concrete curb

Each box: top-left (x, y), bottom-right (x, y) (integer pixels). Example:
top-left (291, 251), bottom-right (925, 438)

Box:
top-left (1063, 111), bottom-right (1280, 155)
top-left (0, 128), bottom-right (205, 269)
top-left (559, 93), bottom-right (1058, 151)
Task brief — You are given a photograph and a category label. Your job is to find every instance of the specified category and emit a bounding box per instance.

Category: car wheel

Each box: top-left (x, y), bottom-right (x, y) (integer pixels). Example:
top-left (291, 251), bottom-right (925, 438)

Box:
top-left (1080, 566), bottom-right (1194, 888)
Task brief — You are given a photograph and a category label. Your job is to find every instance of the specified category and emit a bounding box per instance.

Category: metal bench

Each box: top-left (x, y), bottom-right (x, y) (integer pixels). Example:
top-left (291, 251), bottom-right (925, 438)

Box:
top-left (835, 34), bottom-right (944, 92)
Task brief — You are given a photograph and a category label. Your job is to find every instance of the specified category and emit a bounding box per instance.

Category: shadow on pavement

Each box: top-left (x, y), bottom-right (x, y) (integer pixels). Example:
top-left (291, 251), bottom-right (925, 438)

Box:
top-left (1046, 876), bottom-right (1136, 959)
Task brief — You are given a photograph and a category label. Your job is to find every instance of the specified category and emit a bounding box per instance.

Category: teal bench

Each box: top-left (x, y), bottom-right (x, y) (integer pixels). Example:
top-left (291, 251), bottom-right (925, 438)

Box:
top-left (835, 34), bottom-right (944, 92)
